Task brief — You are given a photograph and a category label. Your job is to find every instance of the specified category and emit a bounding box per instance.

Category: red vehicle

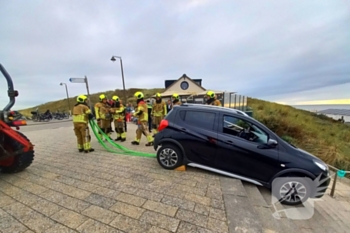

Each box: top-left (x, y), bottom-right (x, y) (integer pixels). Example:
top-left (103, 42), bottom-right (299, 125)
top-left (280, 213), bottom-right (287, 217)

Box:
top-left (0, 64), bottom-right (35, 173)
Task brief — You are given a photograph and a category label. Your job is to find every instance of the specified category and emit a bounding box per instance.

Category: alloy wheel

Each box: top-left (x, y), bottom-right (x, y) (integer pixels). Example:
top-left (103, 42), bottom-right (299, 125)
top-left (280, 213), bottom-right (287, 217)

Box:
top-left (159, 148), bottom-right (178, 167)
top-left (279, 181), bottom-right (307, 203)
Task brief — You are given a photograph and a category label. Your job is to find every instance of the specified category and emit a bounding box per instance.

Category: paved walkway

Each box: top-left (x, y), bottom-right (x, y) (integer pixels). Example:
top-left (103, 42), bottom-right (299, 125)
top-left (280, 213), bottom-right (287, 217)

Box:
top-left (0, 122), bottom-right (349, 232)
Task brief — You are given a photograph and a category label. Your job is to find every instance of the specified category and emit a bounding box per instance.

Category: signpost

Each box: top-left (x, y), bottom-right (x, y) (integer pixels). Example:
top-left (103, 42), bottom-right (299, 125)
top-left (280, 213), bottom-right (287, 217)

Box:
top-left (69, 76), bottom-right (92, 110)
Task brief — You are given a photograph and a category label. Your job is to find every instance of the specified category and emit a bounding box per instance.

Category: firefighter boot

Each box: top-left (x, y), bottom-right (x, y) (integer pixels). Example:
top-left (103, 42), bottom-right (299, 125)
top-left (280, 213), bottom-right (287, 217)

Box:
top-left (121, 132), bottom-right (126, 142)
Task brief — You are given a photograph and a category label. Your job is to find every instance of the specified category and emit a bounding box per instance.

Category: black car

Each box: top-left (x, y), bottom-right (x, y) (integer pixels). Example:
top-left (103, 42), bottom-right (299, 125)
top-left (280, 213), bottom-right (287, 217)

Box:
top-left (153, 104), bottom-right (331, 205)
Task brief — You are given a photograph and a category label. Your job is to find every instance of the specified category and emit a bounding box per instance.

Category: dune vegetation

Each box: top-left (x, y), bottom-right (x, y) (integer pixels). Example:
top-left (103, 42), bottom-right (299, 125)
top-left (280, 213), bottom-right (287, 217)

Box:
top-left (19, 89), bottom-right (350, 171)
top-left (248, 97), bottom-right (350, 172)
top-left (19, 88), bottom-right (165, 117)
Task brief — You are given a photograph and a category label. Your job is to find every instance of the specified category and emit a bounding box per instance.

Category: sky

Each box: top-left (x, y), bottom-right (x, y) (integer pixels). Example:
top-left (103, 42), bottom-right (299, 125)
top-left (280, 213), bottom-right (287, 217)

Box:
top-left (1, 0), bottom-right (350, 110)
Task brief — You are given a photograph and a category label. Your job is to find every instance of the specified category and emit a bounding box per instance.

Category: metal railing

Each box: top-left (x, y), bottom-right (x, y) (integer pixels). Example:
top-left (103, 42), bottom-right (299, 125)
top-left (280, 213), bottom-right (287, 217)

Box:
top-left (327, 164), bottom-right (350, 197)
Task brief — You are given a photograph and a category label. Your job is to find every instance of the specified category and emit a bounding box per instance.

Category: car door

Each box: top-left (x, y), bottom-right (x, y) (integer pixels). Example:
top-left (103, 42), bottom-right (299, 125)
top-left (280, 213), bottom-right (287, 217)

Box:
top-left (174, 109), bottom-right (218, 166)
top-left (215, 113), bottom-right (280, 183)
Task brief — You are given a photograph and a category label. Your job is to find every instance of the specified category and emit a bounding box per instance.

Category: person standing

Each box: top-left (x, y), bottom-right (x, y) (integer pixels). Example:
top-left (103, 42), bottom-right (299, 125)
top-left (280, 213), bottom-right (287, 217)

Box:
top-left (166, 99), bottom-right (172, 113)
top-left (94, 95), bottom-right (104, 140)
top-left (125, 103), bottom-right (133, 122)
top-left (172, 93), bottom-right (182, 106)
top-left (152, 93), bottom-right (167, 135)
top-left (146, 100), bottom-right (153, 133)
top-left (72, 95), bottom-right (94, 153)
top-left (206, 91), bottom-right (222, 106)
top-left (95, 94), bottom-right (112, 140)
top-left (131, 92), bottom-right (154, 146)
top-left (110, 96), bottom-right (126, 141)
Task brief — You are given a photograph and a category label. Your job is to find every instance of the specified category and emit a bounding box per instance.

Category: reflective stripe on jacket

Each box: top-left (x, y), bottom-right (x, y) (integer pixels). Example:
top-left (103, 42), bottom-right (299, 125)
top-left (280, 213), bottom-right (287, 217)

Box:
top-left (72, 104), bottom-right (91, 123)
top-left (95, 102), bottom-right (110, 119)
top-left (112, 105), bottom-right (125, 121)
top-left (94, 102), bottom-right (103, 119)
top-left (135, 101), bottom-right (148, 122)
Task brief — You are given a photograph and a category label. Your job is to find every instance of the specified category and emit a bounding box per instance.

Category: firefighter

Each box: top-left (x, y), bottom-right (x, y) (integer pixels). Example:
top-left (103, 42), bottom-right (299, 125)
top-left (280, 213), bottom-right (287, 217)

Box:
top-left (94, 94), bottom-right (112, 140)
top-left (72, 95), bottom-right (94, 153)
top-left (172, 93), bottom-right (182, 106)
top-left (94, 97), bottom-right (103, 139)
top-left (146, 100), bottom-right (153, 132)
top-left (110, 95), bottom-right (126, 141)
top-left (152, 93), bottom-right (167, 135)
top-left (206, 90), bottom-right (222, 106)
top-left (131, 91), bottom-right (154, 146)
top-left (107, 97), bottom-right (114, 134)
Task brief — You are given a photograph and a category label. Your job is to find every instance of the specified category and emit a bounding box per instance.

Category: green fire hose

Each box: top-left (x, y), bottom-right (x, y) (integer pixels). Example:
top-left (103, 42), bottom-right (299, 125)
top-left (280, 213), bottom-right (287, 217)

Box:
top-left (89, 120), bottom-right (156, 158)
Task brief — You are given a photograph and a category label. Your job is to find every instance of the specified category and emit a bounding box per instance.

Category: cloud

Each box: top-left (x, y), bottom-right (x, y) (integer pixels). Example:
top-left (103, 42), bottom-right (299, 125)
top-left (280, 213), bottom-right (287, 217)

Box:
top-left (0, 0), bottom-right (349, 110)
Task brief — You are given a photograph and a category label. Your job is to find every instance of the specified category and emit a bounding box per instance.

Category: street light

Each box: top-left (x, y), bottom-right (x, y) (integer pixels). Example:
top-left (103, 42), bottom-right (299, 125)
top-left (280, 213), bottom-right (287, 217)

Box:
top-left (111, 56), bottom-right (127, 104)
top-left (60, 82), bottom-right (71, 113)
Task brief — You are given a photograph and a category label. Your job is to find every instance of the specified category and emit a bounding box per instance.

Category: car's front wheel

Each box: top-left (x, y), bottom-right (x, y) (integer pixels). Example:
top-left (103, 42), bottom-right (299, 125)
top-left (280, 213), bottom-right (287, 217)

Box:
top-left (271, 177), bottom-right (312, 206)
top-left (157, 144), bottom-right (183, 170)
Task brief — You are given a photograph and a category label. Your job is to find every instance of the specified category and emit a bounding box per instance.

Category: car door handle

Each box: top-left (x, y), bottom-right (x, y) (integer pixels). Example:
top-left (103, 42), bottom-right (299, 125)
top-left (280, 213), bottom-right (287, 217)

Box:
top-left (226, 140), bottom-right (234, 144)
top-left (180, 128), bottom-right (187, 131)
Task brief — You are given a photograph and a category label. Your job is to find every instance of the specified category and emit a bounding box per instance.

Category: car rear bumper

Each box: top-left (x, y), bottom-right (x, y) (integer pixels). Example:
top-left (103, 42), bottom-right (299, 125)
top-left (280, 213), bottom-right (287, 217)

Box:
top-left (153, 133), bottom-right (162, 151)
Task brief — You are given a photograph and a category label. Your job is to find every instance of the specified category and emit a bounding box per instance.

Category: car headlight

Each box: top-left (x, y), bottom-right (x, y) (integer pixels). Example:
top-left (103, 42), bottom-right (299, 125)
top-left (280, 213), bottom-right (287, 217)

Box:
top-left (314, 161), bottom-right (327, 171)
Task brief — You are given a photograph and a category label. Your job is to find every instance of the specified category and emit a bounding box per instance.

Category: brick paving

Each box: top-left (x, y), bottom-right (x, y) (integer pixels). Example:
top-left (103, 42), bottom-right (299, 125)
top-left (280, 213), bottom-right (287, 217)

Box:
top-left (1, 122), bottom-right (350, 232)
top-left (0, 123), bottom-right (228, 233)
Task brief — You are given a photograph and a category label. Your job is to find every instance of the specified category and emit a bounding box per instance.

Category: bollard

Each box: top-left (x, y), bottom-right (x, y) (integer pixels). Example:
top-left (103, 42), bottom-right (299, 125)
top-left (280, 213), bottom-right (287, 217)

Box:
top-left (330, 172), bottom-right (338, 198)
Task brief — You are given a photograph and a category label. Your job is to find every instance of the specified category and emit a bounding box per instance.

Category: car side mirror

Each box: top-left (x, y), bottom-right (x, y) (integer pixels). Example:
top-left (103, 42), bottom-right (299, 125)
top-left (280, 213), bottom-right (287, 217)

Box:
top-left (267, 139), bottom-right (278, 147)
top-left (257, 139), bottom-right (278, 149)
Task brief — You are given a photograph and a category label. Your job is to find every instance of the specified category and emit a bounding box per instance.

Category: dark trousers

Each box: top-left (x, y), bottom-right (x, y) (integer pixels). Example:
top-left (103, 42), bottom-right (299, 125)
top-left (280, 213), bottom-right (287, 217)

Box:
top-left (148, 116), bottom-right (152, 132)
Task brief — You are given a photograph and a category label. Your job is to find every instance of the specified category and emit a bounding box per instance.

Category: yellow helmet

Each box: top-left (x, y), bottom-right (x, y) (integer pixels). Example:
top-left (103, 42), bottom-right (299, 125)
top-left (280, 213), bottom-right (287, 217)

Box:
top-left (172, 93), bottom-right (179, 99)
top-left (99, 94), bottom-right (106, 101)
top-left (134, 91), bottom-right (144, 99)
top-left (77, 95), bottom-right (88, 103)
top-left (155, 93), bottom-right (161, 98)
top-left (206, 90), bottom-right (215, 98)
top-left (112, 95), bottom-right (119, 101)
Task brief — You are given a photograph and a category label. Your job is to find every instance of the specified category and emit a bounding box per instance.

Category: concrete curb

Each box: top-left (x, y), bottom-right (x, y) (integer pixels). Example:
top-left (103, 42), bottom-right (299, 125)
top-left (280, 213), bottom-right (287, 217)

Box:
top-left (26, 119), bottom-right (72, 126)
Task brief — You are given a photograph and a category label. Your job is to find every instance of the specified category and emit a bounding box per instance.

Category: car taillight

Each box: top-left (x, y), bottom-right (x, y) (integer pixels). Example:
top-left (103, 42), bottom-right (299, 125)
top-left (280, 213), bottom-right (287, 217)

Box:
top-left (158, 119), bottom-right (168, 132)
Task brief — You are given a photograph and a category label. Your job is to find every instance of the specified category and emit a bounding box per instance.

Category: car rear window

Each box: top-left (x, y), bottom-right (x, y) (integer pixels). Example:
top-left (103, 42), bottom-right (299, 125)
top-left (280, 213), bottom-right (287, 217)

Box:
top-left (179, 110), bottom-right (216, 131)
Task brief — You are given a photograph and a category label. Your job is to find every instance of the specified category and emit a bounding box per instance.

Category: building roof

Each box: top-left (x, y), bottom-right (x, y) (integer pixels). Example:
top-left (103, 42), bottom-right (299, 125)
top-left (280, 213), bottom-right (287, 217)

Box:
top-left (152, 74), bottom-right (234, 98)
top-left (164, 74), bottom-right (206, 92)
top-left (154, 90), bottom-right (227, 98)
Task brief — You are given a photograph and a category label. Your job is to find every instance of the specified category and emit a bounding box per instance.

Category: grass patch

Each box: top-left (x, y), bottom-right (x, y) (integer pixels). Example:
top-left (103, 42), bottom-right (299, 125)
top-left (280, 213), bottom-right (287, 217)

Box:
top-left (248, 97), bottom-right (350, 172)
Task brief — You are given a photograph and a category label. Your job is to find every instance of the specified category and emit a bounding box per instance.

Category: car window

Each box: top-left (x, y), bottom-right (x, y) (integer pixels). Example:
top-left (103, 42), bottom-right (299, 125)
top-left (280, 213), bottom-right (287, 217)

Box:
top-left (180, 110), bottom-right (215, 131)
top-left (222, 115), bottom-right (269, 144)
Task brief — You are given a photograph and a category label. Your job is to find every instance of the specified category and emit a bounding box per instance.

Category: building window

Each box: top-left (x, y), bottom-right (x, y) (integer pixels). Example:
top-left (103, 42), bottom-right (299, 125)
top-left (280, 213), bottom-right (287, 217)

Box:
top-left (180, 81), bottom-right (189, 90)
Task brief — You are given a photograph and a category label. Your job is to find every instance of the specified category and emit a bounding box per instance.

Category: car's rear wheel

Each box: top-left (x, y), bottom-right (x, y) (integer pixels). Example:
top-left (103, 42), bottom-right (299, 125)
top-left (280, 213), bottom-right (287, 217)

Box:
top-left (157, 144), bottom-right (183, 170)
top-left (271, 177), bottom-right (312, 205)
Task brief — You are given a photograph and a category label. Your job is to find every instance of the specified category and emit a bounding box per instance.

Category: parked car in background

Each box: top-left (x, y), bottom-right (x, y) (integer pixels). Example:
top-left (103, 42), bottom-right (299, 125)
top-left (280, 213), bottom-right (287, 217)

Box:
top-left (153, 104), bottom-right (331, 205)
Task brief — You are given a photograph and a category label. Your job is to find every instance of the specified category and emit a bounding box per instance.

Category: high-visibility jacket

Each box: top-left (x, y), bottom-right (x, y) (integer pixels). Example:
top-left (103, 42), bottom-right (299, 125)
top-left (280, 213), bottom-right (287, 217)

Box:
top-left (72, 103), bottom-right (91, 123)
top-left (94, 102), bottom-right (110, 120)
top-left (152, 100), bottom-right (167, 117)
top-left (112, 104), bottom-right (125, 121)
top-left (134, 101), bottom-right (148, 122)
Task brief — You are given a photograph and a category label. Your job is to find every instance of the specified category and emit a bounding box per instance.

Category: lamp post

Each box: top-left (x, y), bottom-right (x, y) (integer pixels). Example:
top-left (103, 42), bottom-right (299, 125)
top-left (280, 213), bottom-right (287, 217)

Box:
top-left (111, 56), bottom-right (127, 104)
top-left (60, 82), bottom-right (71, 113)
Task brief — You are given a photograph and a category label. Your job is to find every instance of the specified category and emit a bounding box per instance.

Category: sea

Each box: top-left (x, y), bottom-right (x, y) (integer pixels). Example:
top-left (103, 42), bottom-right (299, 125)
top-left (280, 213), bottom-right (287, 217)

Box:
top-left (292, 104), bottom-right (350, 122)
top-left (292, 104), bottom-right (350, 112)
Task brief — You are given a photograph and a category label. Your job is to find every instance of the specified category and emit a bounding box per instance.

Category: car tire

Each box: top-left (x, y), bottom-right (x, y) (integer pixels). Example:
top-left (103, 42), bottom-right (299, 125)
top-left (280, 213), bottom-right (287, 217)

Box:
top-left (271, 176), bottom-right (312, 206)
top-left (156, 144), bottom-right (183, 170)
